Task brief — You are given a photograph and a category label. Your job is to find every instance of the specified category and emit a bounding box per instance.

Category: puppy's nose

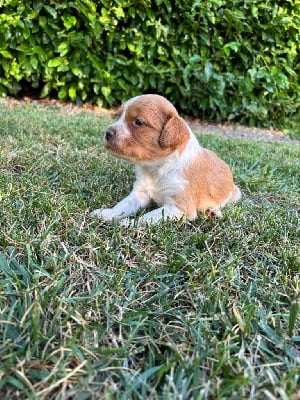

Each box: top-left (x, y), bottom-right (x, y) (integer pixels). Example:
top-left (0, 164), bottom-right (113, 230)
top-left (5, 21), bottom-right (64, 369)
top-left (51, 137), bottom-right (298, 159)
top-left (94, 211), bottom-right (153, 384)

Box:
top-left (105, 129), bottom-right (115, 141)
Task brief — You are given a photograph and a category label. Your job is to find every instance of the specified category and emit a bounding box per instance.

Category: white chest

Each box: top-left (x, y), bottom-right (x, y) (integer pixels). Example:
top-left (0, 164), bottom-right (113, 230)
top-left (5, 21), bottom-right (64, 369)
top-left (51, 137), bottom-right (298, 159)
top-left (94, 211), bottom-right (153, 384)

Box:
top-left (133, 135), bottom-right (201, 205)
top-left (135, 166), bottom-right (186, 206)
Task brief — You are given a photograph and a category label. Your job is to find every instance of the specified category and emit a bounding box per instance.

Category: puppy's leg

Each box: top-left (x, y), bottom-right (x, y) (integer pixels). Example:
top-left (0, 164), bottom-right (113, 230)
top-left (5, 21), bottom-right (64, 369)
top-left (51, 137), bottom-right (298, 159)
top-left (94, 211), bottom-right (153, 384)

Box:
top-left (138, 204), bottom-right (184, 225)
top-left (90, 190), bottom-right (150, 221)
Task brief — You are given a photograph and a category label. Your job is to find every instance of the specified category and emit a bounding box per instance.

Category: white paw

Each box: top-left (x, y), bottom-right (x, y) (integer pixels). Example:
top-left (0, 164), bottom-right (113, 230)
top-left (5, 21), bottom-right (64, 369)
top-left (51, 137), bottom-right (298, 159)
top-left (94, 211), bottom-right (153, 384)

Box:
top-left (137, 214), bottom-right (157, 225)
top-left (121, 217), bottom-right (132, 227)
top-left (138, 207), bottom-right (183, 225)
top-left (90, 208), bottom-right (116, 221)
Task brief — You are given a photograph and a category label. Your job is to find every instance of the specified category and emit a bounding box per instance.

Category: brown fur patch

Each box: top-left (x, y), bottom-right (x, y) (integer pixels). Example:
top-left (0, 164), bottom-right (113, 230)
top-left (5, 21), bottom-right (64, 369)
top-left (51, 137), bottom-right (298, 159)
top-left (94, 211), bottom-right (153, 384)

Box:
top-left (159, 115), bottom-right (190, 150)
top-left (174, 149), bottom-right (236, 218)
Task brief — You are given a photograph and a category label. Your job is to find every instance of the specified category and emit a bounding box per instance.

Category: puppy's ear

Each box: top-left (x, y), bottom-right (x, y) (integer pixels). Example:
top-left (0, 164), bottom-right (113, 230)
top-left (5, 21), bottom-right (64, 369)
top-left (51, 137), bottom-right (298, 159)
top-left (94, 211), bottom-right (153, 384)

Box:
top-left (159, 115), bottom-right (190, 149)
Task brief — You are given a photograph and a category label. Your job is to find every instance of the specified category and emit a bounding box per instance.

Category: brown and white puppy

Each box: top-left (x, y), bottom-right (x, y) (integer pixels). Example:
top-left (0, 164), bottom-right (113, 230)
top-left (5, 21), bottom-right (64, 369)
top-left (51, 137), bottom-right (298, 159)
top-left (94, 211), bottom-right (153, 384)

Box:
top-left (91, 94), bottom-right (241, 224)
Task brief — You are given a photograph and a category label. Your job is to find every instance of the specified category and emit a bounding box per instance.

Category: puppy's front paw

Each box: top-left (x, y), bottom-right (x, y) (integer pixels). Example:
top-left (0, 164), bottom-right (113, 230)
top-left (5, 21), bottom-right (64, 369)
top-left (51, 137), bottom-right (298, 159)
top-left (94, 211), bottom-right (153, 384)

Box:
top-left (90, 208), bottom-right (116, 221)
top-left (121, 217), bottom-right (131, 227)
top-left (205, 208), bottom-right (223, 219)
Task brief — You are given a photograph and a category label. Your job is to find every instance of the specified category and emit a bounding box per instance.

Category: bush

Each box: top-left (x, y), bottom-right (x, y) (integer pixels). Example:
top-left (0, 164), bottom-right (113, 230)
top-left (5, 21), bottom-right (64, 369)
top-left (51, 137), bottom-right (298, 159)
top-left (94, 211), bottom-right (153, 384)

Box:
top-left (0, 0), bottom-right (299, 135)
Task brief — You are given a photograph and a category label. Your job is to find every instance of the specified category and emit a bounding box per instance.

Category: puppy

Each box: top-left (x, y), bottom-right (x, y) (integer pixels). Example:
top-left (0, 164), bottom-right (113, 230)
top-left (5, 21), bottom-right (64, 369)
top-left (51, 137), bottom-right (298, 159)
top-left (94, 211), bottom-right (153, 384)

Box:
top-left (91, 94), bottom-right (241, 224)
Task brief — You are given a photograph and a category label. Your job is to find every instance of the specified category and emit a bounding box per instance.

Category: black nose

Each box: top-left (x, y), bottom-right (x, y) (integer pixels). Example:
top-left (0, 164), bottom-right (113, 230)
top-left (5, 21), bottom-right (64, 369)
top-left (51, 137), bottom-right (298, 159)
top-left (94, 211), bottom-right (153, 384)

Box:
top-left (105, 129), bottom-right (115, 141)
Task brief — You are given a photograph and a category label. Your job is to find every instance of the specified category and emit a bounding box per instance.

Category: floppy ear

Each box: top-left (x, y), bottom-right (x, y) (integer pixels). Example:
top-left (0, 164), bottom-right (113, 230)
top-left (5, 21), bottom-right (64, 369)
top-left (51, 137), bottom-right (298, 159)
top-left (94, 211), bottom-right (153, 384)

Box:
top-left (159, 115), bottom-right (190, 149)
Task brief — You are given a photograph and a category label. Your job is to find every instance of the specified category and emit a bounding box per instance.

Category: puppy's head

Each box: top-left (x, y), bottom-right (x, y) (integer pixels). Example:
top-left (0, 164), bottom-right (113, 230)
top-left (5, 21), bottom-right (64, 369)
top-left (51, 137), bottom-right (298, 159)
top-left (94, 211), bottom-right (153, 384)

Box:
top-left (104, 94), bottom-right (190, 163)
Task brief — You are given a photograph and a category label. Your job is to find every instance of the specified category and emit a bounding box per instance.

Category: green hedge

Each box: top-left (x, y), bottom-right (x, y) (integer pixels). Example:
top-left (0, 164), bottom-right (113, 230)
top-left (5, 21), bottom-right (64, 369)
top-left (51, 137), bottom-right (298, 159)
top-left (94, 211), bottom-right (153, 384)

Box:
top-left (0, 0), bottom-right (299, 134)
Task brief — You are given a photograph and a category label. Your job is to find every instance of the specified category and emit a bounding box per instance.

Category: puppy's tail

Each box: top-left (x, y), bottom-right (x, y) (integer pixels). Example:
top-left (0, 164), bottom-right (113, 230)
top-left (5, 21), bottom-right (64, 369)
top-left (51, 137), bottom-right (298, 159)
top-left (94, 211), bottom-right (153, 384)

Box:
top-left (231, 185), bottom-right (242, 202)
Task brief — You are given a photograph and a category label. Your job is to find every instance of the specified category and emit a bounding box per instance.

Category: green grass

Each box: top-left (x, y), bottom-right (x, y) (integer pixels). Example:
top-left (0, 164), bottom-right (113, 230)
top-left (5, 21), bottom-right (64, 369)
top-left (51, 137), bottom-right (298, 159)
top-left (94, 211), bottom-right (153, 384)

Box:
top-left (0, 99), bottom-right (299, 400)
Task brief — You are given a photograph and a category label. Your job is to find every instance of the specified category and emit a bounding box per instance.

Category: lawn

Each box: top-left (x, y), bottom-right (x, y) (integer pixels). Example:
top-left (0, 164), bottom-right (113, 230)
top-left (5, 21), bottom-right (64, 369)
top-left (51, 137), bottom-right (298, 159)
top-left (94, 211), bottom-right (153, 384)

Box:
top-left (0, 99), bottom-right (299, 400)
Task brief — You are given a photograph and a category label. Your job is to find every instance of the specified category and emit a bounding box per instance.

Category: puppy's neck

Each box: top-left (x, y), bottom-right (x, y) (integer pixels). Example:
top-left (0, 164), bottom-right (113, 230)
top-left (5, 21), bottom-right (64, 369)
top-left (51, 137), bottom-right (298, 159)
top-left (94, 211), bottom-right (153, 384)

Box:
top-left (137, 150), bottom-right (180, 173)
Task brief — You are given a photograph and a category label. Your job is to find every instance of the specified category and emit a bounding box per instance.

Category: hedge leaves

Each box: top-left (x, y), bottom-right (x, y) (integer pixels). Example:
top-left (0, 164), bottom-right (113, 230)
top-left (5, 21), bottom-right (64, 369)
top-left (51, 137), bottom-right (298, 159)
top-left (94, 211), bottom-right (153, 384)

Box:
top-left (0, 0), bottom-right (299, 134)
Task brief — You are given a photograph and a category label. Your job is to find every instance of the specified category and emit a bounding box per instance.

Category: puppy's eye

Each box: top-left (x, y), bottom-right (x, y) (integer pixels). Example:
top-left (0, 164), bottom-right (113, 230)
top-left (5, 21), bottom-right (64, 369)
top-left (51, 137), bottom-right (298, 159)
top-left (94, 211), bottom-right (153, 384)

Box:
top-left (134, 119), bottom-right (144, 127)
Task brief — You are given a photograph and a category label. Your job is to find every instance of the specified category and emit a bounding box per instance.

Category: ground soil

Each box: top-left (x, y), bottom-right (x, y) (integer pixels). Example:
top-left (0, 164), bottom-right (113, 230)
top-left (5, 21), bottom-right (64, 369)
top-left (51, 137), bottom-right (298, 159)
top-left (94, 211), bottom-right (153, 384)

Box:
top-left (2, 96), bottom-right (299, 145)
